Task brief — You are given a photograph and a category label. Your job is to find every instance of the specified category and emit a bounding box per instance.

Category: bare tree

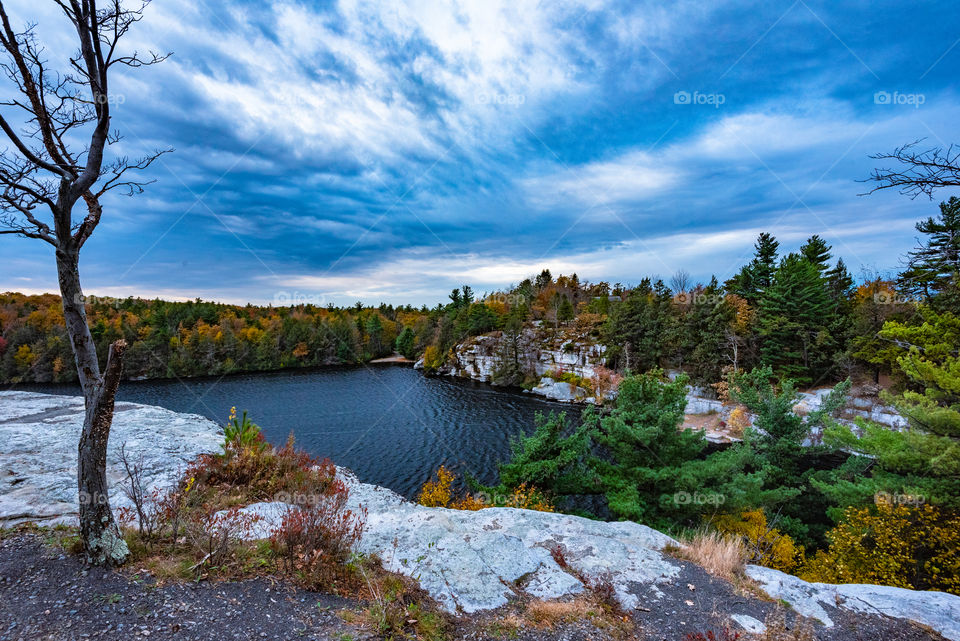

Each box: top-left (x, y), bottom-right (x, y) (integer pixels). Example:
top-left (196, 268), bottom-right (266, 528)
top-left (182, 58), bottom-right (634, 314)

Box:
top-left (0, 0), bottom-right (169, 565)
top-left (669, 269), bottom-right (690, 295)
top-left (862, 139), bottom-right (960, 199)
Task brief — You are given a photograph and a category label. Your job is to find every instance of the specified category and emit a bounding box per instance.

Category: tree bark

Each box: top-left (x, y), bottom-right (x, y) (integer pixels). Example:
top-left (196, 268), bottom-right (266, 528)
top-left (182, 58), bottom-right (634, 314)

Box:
top-left (56, 245), bottom-right (129, 566)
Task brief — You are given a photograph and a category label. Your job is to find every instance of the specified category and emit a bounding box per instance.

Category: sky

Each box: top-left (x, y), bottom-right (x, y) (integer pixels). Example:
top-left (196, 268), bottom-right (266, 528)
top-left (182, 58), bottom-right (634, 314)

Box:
top-left (0, 0), bottom-right (958, 307)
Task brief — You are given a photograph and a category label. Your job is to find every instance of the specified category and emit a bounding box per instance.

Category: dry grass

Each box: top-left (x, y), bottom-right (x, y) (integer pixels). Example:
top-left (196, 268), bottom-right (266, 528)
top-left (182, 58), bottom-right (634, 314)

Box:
top-left (758, 608), bottom-right (815, 641)
top-left (518, 594), bottom-right (637, 639)
top-left (526, 598), bottom-right (600, 627)
top-left (670, 531), bottom-right (748, 582)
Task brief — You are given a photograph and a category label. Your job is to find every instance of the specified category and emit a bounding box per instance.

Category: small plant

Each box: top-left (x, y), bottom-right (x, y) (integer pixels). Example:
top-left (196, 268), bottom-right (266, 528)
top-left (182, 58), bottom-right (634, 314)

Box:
top-left (184, 505), bottom-right (261, 573)
top-left (672, 530), bottom-right (747, 582)
top-left (224, 407), bottom-right (267, 453)
top-left (417, 465), bottom-right (455, 508)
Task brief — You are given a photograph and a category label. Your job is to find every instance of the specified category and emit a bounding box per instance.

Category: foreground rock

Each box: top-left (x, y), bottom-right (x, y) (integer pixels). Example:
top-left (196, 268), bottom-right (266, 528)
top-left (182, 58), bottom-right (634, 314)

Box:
top-left (747, 566), bottom-right (960, 641)
top-left (0, 391), bottom-right (223, 525)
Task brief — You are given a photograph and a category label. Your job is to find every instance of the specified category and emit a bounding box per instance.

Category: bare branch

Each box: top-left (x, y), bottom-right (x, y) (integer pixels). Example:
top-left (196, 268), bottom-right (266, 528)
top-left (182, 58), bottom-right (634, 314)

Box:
top-left (860, 139), bottom-right (960, 199)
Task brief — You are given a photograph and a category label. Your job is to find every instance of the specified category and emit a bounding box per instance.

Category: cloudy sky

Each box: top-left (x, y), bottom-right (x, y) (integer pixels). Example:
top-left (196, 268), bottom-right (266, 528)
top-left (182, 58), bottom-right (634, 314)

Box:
top-left (1, 0), bottom-right (958, 306)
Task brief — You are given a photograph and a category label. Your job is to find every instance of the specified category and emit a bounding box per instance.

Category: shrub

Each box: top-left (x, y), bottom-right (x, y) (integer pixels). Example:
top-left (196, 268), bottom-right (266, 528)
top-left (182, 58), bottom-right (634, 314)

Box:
top-left (185, 433), bottom-right (339, 508)
top-left (422, 345), bottom-right (445, 372)
top-left (269, 478), bottom-right (366, 591)
top-left (184, 505), bottom-right (261, 571)
top-left (417, 466), bottom-right (555, 512)
top-left (800, 502), bottom-right (960, 594)
top-left (417, 465), bottom-right (455, 507)
top-left (712, 509), bottom-right (805, 573)
top-left (224, 407), bottom-right (268, 454)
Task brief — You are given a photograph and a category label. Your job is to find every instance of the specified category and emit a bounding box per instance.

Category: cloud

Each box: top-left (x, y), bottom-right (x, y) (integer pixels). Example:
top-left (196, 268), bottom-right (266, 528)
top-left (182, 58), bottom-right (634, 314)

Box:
top-left (0, 0), bottom-right (959, 306)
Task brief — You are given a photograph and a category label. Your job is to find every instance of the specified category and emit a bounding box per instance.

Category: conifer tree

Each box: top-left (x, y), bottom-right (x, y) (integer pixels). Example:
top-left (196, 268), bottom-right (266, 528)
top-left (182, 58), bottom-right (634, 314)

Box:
top-left (727, 233), bottom-right (780, 304)
top-left (821, 307), bottom-right (960, 512)
top-left (898, 197), bottom-right (960, 310)
top-left (758, 253), bottom-right (833, 384)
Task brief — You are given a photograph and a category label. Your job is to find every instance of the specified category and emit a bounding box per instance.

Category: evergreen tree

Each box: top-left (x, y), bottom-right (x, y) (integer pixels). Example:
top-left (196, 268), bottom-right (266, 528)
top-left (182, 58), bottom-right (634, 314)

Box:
top-left (558, 295), bottom-right (575, 324)
top-left (898, 197), bottom-right (960, 308)
top-left (395, 326), bottom-right (416, 358)
top-left (821, 307), bottom-right (960, 513)
top-left (727, 233), bottom-right (780, 304)
top-left (758, 253), bottom-right (833, 384)
top-left (800, 235), bottom-right (832, 273)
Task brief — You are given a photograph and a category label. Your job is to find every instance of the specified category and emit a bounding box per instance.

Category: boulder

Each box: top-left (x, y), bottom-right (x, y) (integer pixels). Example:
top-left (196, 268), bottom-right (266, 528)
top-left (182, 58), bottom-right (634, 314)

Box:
top-left (531, 377), bottom-right (589, 403)
top-left (238, 467), bottom-right (681, 613)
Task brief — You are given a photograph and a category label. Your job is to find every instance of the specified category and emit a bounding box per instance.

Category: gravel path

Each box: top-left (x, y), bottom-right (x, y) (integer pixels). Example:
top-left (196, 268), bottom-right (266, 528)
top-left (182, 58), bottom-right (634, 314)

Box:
top-left (0, 533), bottom-right (950, 641)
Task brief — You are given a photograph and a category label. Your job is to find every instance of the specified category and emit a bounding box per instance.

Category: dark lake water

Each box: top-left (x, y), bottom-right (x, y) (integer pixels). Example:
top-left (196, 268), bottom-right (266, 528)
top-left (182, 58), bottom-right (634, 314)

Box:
top-left (10, 365), bottom-right (580, 499)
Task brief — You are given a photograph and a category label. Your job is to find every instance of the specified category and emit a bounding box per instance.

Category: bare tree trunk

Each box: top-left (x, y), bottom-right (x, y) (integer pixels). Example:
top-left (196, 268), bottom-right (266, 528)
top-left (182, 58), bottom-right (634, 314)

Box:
top-left (56, 246), bottom-right (129, 566)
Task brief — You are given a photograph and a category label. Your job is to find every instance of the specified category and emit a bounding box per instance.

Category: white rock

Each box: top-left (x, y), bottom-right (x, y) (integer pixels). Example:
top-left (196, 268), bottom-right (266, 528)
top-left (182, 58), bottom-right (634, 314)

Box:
top-left (730, 613), bottom-right (766, 634)
top-left (746, 565), bottom-right (960, 640)
top-left (236, 467), bottom-right (681, 613)
top-left (0, 391), bottom-right (223, 525)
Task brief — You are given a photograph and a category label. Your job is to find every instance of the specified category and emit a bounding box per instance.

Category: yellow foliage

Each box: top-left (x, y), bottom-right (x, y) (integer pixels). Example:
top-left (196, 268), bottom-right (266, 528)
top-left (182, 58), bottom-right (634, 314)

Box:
top-left (727, 406), bottom-right (751, 437)
top-left (422, 345), bottom-right (445, 371)
top-left (713, 509), bottom-right (804, 573)
top-left (14, 344), bottom-right (36, 370)
top-left (500, 483), bottom-right (555, 512)
top-left (800, 503), bottom-right (960, 594)
top-left (417, 467), bottom-right (554, 513)
top-left (417, 465), bottom-right (454, 507)
top-left (292, 342), bottom-right (309, 359)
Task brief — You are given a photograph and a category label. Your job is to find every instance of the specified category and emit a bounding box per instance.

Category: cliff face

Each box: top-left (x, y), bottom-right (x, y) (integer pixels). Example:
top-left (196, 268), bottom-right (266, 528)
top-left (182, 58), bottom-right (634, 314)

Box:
top-left (417, 324), bottom-right (612, 403)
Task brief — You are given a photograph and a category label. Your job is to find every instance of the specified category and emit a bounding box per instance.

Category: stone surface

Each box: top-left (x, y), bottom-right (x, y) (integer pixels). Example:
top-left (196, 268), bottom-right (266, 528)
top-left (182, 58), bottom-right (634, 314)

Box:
top-left (730, 613), bottom-right (766, 634)
top-left (746, 565), bottom-right (960, 641)
top-left (239, 468), bottom-right (681, 613)
top-left (0, 391), bottom-right (223, 525)
top-left (530, 377), bottom-right (590, 403)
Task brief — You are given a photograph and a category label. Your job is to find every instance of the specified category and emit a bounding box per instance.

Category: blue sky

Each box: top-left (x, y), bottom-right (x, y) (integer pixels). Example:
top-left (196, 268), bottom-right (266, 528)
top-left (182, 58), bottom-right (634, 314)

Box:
top-left (1, 0), bottom-right (958, 306)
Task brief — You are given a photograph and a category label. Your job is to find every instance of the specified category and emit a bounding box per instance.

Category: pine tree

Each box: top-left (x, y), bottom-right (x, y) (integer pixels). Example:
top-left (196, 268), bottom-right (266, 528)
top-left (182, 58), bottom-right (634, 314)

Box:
top-left (800, 235), bottom-right (832, 273)
top-left (820, 307), bottom-right (960, 513)
top-left (898, 197), bottom-right (960, 308)
top-left (758, 253), bottom-right (833, 384)
top-left (727, 233), bottom-right (780, 304)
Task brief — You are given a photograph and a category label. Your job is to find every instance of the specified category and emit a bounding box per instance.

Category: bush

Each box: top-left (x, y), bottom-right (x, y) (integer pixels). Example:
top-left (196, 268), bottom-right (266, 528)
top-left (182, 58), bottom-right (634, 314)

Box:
top-left (417, 466), bottom-right (555, 512)
top-left (800, 502), bottom-right (960, 594)
top-left (269, 479), bottom-right (366, 591)
top-left (712, 509), bottom-right (804, 573)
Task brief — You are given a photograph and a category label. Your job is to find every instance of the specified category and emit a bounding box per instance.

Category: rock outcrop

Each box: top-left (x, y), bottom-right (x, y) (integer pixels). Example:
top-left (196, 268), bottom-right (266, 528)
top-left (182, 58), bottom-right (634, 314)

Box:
top-left (0, 391), bottom-right (223, 525)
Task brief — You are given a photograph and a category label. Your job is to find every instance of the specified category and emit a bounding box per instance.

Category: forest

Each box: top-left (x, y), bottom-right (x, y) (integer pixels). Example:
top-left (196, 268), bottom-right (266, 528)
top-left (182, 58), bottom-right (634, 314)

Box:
top-left (3, 197), bottom-right (957, 392)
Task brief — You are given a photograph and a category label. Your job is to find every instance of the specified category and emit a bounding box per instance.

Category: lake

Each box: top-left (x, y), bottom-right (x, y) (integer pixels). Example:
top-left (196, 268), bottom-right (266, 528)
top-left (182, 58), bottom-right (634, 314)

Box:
top-left (10, 365), bottom-right (580, 499)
